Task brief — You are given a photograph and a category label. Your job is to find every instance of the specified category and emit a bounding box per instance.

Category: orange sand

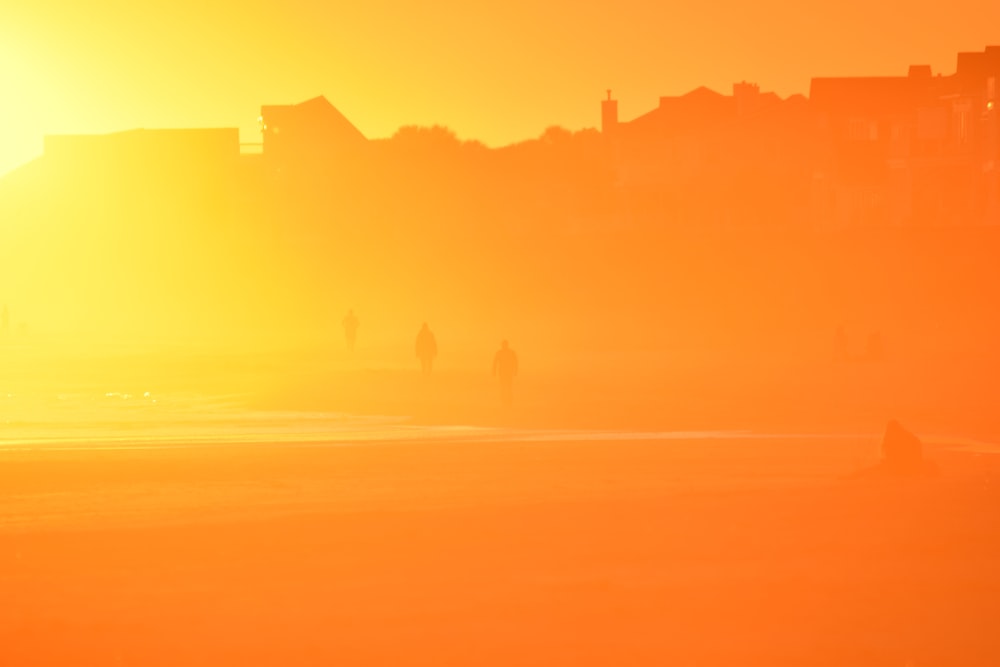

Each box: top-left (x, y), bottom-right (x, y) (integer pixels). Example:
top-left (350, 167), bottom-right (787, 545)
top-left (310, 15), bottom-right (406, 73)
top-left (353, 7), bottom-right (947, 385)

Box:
top-left (1, 435), bottom-right (997, 666)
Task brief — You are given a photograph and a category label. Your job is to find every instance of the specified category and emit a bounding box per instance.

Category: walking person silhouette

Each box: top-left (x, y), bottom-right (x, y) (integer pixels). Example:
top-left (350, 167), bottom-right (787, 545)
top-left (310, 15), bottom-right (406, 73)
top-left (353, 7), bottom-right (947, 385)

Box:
top-left (343, 309), bottom-right (359, 352)
top-left (493, 340), bottom-right (518, 407)
top-left (416, 323), bottom-right (437, 376)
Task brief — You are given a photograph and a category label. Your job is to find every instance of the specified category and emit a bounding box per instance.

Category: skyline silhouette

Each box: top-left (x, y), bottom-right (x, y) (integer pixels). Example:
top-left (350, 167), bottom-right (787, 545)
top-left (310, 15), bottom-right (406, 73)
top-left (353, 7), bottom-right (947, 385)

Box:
top-left (4, 36), bottom-right (1000, 177)
top-left (5, 45), bottom-right (1000, 232)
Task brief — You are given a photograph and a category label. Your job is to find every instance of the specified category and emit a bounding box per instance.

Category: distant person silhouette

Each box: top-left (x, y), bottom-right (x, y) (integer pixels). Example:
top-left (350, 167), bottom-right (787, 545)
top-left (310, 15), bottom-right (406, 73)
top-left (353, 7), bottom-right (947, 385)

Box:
top-left (416, 323), bottom-right (437, 375)
top-left (493, 340), bottom-right (518, 407)
top-left (343, 309), bottom-right (359, 351)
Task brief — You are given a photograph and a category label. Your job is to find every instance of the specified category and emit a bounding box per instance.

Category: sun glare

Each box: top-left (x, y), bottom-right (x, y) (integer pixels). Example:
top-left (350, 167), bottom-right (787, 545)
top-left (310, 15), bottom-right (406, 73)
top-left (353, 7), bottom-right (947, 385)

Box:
top-left (0, 41), bottom-right (56, 176)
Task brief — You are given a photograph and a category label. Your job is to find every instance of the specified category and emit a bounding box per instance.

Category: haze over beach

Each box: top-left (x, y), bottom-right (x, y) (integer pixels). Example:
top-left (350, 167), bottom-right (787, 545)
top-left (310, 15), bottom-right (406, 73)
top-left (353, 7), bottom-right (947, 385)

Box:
top-left (3, 1), bottom-right (1000, 664)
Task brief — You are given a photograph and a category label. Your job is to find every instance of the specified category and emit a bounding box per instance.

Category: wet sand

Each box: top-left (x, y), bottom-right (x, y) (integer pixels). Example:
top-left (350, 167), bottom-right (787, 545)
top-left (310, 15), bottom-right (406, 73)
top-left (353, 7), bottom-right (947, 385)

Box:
top-left (1, 435), bottom-right (998, 666)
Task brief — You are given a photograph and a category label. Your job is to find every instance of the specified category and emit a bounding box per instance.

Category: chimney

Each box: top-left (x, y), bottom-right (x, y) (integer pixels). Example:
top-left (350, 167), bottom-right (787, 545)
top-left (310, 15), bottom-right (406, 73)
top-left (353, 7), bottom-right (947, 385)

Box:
top-left (602, 90), bottom-right (618, 136)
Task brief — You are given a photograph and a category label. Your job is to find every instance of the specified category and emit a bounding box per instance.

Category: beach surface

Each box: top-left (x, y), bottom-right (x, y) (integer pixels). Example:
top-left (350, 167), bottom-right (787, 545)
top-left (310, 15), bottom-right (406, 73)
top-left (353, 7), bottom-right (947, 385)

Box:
top-left (2, 431), bottom-right (998, 667)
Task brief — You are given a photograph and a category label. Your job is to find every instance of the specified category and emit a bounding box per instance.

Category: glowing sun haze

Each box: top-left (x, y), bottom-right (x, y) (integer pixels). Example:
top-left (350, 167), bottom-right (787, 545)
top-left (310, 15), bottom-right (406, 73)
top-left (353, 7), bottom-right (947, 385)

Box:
top-left (2, 0), bottom-right (1000, 175)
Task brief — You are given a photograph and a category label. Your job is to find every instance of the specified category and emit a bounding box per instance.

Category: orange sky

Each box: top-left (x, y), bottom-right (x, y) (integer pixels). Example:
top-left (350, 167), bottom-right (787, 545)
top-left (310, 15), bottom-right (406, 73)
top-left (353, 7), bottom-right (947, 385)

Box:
top-left (2, 0), bottom-right (1000, 175)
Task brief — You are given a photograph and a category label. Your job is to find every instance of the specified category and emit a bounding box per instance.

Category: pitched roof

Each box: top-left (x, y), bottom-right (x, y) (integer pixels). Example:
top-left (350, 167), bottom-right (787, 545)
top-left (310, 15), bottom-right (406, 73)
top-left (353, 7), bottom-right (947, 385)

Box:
top-left (680, 86), bottom-right (728, 101)
top-left (261, 96), bottom-right (367, 144)
top-left (622, 86), bottom-right (734, 136)
top-left (296, 96), bottom-right (367, 142)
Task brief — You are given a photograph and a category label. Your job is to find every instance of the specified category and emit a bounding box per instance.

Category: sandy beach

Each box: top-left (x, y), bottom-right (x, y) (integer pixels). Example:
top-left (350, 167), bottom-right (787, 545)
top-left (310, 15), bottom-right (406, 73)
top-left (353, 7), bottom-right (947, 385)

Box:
top-left (2, 431), bottom-right (998, 667)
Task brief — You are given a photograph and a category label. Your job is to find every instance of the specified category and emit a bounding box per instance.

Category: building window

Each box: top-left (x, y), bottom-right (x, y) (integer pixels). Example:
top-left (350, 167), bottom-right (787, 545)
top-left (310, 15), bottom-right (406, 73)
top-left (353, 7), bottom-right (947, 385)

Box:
top-left (849, 118), bottom-right (878, 141)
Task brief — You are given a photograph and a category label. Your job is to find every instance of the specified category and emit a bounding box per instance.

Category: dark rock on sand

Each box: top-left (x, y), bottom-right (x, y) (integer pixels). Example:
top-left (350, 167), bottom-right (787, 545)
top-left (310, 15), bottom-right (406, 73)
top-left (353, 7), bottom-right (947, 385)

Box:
top-left (855, 420), bottom-right (940, 478)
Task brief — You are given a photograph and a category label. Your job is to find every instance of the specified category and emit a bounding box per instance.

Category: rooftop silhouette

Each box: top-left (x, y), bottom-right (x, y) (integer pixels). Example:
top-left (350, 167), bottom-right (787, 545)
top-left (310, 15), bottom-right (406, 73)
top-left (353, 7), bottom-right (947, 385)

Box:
top-left (259, 96), bottom-right (369, 174)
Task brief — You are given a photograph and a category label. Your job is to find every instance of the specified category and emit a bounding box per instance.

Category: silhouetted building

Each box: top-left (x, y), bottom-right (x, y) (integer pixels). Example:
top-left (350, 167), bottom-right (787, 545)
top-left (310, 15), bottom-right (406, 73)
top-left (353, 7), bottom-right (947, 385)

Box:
top-left (601, 84), bottom-right (815, 227)
top-left (599, 46), bottom-right (1000, 230)
top-left (260, 96), bottom-right (368, 175)
top-left (601, 90), bottom-right (619, 137)
top-left (810, 46), bottom-right (1000, 228)
top-left (812, 70), bottom-right (941, 228)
